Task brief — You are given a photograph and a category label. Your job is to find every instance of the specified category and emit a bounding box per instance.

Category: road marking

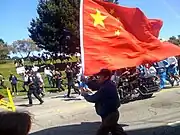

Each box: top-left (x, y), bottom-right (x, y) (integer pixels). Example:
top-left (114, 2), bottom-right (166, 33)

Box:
top-left (167, 121), bottom-right (180, 126)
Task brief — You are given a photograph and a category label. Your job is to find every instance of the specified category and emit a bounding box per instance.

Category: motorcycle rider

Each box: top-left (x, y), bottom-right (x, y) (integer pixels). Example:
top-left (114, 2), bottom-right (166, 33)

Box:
top-left (155, 60), bottom-right (173, 89)
top-left (167, 56), bottom-right (180, 85)
top-left (144, 63), bottom-right (157, 78)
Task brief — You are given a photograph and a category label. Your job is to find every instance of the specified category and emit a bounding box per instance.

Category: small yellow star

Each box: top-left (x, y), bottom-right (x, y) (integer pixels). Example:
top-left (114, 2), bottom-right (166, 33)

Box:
top-left (119, 25), bottom-right (123, 29)
top-left (90, 9), bottom-right (107, 28)
top-left (116, 17), bottom-right (120, 22)
top-left (110, 9), bottom-right (114, 14)
top-left (115, 30), bottom-right (120, 36)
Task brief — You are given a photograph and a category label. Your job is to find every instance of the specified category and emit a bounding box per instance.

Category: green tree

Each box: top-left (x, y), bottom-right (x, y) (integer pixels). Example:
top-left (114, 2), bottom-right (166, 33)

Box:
top-left (29, 0), bottom-right (118, 55)
top-left (0, 39), bottom-right (9, 60)
top-left (107, 0), bottom-right (119, 4)
top-left (11, 38), bottom-right (40, 58)
top-left (168, 36), bottom-right (180, 46)
top-left (28, 0), bottom-right (80, 54)
top-left (178, 35), bottom-right (180, 41)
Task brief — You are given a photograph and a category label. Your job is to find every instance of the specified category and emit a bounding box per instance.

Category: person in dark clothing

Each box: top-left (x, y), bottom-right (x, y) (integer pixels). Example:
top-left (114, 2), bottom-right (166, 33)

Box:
top-left (9, 74), bottom-right (18, 95)
top-left (52, 70), bottom-right (56, 88)
top-left (177, 56), bottom-right (180, 75)
top-left (82, 69), bottom-right (127, 135)
top-left (55, 71), bottom-right (65, 92)
top-left (65, 66), bottom-right (79, 97)
top-left (0, 73), bottom-right (6, 89)
top-left (27, 71), bottom-right (44, 106)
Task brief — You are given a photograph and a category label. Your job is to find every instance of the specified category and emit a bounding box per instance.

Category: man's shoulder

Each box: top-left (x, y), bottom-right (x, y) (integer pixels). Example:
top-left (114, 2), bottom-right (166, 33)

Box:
top-left (102, 80), bottom-right (117, 90)
top-left (104, 80), bottom-right (116, 86)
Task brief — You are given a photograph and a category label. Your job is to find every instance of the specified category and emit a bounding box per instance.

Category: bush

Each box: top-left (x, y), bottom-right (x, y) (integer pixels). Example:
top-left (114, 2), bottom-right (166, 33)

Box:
top-left (0, 60), bottom-right (7, 64)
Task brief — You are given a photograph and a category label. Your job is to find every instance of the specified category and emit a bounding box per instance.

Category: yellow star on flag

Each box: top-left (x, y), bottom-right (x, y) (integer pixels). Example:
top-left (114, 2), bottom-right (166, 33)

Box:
top-left (115, 30), bottom-right (120, 36)
top-left (116, 17), bottom-right (120, 22)
top-left (90, 9), bottom-right (107, 28)
top-left (110, 9), bottom-right (114, 14)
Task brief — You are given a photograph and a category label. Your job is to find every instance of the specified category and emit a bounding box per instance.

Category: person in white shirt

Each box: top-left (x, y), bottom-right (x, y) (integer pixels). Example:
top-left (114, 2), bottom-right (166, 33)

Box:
top-left (44, 67), bottom-right (53, 87)
top-left (167, 56), bottom-right (178, 66)
top-left (111, 70), bottom-right (118, 84)
top-left (76, 63), bottom-right (83, 83)
top-left (167, 56), bottom-right (180, 85)
top-left (36, 72), bottom-right (44, 84)
top-left (22, 72), bottom-right (29, 92)
top-left (32, 65), bottom-right (39, 72)
top-left (144, 64), bottom-right (157, 78)
top-left (36, 71), bottom-right (45, 97)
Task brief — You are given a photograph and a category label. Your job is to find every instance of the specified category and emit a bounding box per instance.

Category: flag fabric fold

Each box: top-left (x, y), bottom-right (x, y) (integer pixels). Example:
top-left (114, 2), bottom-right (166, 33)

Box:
top-left (148, 19), bottom-right (163, 37)
top-left (80, 0), bottom-right (180, 75)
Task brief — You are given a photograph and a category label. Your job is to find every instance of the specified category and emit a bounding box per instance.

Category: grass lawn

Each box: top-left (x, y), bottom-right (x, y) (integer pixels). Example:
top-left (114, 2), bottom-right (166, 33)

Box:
top-left (0, 58), bottom-right (79, 97)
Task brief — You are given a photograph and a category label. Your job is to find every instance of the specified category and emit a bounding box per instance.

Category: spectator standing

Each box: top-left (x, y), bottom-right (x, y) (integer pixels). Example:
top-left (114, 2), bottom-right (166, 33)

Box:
top-left (44, 67), bottom-right (53, 87)
top-left (22, 72), bottom-right (29, 92)
top-left (9, 73), bottom-right (18, 95)
top-left (55, 71), bottom-right (65, 92)
top-left (0, 73), bottom-right (6, 89)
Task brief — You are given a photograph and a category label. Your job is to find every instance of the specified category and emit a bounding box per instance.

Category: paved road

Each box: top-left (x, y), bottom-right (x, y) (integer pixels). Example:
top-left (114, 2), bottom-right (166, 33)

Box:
top-left (10, 87), bottom-right (180, 135)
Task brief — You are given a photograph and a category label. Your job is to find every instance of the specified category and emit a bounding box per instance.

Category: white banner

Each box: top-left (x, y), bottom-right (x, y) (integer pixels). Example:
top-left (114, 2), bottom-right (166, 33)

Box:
top-left (16, 66), bottom-right (25, 74)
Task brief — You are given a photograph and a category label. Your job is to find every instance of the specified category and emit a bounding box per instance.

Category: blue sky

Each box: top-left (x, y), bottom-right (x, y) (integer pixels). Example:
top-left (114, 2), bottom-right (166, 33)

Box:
top-left (0, 0), bottom-right (180, 45)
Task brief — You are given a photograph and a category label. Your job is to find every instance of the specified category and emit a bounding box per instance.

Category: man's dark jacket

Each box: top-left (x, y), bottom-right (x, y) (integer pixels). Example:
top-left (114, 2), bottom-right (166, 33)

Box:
top-left (83, 80), bottom-right (120, 118)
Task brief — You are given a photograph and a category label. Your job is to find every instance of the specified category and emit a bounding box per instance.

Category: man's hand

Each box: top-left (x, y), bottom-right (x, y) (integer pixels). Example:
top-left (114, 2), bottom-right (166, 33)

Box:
top-left (81, 88), bottom-right (89, 96)
top-left (81, 88), bottom-right (95, 95)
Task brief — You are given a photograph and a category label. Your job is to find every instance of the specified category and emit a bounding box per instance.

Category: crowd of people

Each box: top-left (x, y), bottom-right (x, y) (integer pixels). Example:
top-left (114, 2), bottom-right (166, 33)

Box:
top-left (110, 56), bottom-right (180, 89)
top-left (0, 68), bottom-right (127, 135)
top-left (138, 56), bottom-right (180, 89)
top-left (0, 61), bottom-right (85, 105)
top-left (1, 56), bottom-right (180, 135)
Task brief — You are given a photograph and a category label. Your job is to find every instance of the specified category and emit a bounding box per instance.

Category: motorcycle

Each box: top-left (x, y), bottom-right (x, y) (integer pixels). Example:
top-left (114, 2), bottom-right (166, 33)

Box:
top-left (117, 70), bottom-right (160, 103)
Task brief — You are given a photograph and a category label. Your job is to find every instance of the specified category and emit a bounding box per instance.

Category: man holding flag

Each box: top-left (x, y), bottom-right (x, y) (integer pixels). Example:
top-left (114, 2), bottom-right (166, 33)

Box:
top-left (81, 69), bottom-right (127, 135)
top-left (80, 0), bottom-right (180, 134)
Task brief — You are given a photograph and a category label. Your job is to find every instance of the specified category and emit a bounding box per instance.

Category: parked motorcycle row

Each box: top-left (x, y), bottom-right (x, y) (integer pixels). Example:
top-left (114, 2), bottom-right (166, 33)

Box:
top-left (86, 56), bottom-right (180, 103)
top-left (113, 67), bottom-right (160, 103)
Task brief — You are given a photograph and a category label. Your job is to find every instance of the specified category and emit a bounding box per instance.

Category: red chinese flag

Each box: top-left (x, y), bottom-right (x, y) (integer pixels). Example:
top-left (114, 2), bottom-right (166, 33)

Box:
top-left (80, 0), bottom-right (180, 75)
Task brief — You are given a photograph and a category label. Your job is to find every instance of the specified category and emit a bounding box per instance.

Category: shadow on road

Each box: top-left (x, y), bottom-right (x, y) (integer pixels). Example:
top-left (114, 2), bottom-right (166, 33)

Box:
top-left (121, 95), bottom-right (155, 105)
top-left (30, 121), bottom-right (180, 135)
top-left (17, 103), bottom-right (41, 107)
top-left (163, 86), bottom-right (180, 89)
top-left (51, 95), bottom-right (82, 101)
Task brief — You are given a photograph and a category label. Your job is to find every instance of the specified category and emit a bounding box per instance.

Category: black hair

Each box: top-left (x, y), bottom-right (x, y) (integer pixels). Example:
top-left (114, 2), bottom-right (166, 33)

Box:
top-left (0, 111), bottom-right (32, 135)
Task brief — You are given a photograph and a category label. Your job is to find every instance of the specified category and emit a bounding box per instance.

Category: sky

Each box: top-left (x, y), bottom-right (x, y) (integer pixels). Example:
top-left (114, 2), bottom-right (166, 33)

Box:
top-left (0, 0), bottom-right (180, 45)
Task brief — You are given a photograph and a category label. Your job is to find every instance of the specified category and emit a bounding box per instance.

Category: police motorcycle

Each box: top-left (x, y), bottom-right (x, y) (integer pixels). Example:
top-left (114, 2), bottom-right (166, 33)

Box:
top-left (117, 67), bottom-right (160, 103)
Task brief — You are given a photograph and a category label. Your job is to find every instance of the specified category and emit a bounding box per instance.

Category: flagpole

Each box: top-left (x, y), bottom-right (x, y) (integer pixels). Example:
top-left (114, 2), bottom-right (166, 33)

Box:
top-left (80, 0), bottom-right (85, 74)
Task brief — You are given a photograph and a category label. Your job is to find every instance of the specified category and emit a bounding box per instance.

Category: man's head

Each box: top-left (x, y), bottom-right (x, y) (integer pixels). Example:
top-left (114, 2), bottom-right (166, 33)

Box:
top-left (0, 111), bottom-right (32, 135)
top-left (96, 69), bottom-right (112, 83)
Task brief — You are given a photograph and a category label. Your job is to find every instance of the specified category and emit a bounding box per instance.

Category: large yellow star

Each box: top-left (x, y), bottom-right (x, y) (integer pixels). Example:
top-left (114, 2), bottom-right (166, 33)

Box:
top-left (90, 9), bottom-right (107, 28)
